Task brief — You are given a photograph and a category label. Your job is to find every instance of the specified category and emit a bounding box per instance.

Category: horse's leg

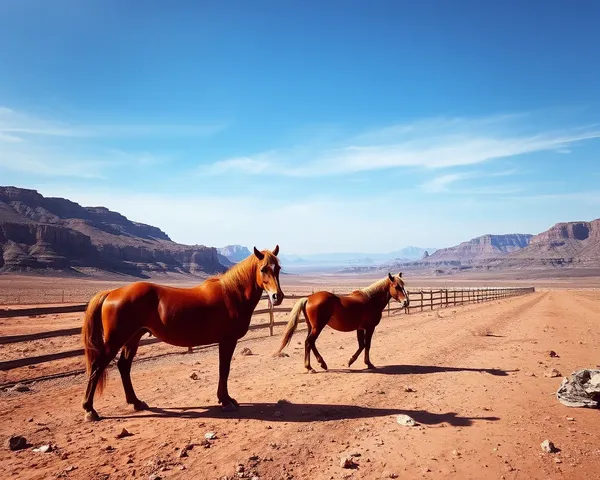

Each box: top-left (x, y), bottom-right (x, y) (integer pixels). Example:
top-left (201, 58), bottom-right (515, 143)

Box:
top-left (347, 329), bottom-right (366, 367)
top-left (82, 341), bottom-right (122, 422)
top-left (363, 326), bottom-right (377, 369)
top-left (117, 330), bottom-right (148, 411)
top-left (304, 322), bottom-right (316, 373)
top-left (217, 337), bottom-right (239, 411)
top-left (308, 324), bottom-right (328, 371)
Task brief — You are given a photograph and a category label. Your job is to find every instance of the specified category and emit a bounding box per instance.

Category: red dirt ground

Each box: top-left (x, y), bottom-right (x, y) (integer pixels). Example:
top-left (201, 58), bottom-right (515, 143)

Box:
top-left (1, 287), bottom-right (599, 479)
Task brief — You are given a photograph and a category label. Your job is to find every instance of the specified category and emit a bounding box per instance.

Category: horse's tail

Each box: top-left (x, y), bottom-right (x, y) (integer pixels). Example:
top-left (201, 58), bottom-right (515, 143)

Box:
top-left (274, 297), bottom-right (308, 356)
top-left (82, 290), bottom-right (111, 395)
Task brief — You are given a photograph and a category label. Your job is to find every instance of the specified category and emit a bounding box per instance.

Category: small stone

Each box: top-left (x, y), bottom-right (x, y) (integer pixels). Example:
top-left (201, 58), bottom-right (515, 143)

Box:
top-left (33, 444), bottom-right (53, 453)
top-left (27, 418), bottom-right (33, 422)
top-left (403, 386), bottom-right (415, 392)
top-left (386, 473), bottom-right (399, 479)
top-left (127, 458), bottom-right (134, 464)
top-left (236, 465), bottom-right (245, 473)
top-left (566, 417), bottom-right (575, 422)
top-left (423, 467), bottom-right (431, 473)
top-left (105, 445), bottom-right (115, 452)
top-left (200, 439), bottom-right (211, 448)
top-left (10, 383), bottom-right (30, 393)
top-left (548, 350), bottom-right (559, 357)
top-left (452, 450), bottom-right (461, 456)
top-left (541, 440), bottom-right (557, 453)
top-left (240, 347), bottom-right (253, 356)
top-left (545, 368), bottom-right (561, 378)
top-left (65, 466), bottom-right (77, 472)
top-left (396, 414), bottom-right (417, 427)
top-left (116, 428), bottom-right (134, 439)
top-left (554, 458), bottom-right (562, 464)
top-left (148, 475), bottom-right (162, 480)
top-left (60, 452), bottom-right (69, 460)
top-left (249, 455), bottom-right (260, 461)
top-left (190, 373), bottom-right (199, 380)
top-left (6, 435), bottom-right (27, 451)
top-left (339, 455), bottom-right (358, 469)
top-left (205, 432), bottom-right (217, 440)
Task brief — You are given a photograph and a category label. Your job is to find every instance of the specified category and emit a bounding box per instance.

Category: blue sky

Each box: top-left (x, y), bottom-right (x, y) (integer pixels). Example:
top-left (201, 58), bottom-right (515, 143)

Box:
top-left (1, 0), bottom-right (599, 254)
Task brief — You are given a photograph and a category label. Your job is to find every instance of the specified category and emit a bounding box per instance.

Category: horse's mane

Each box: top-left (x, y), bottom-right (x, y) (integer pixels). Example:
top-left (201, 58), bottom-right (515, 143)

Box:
top-left (360, 277), bottom-right (390, 299)
top-left (213, 251), bottom-right (279, 295)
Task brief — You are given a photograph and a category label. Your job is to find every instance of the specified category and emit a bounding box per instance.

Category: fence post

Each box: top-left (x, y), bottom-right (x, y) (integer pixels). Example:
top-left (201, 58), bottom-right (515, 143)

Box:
top-left (430, 290), bottom-right (434, 310)
top-left (420, 290), bottom-right (424, 312)
top-left (269, 308), bottom-right (274, 336)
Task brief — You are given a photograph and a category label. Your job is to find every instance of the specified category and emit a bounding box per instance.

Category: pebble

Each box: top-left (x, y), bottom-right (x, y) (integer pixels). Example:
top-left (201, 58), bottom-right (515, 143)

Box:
top-left (116, 428), bottom-right (134, 439)
top-left (32, 444), bottom-right (53, 453)
top-left (548, 350), bottom-right (559, 358)
top-left (240, 347), bottom-right (253, 356)
top-left (541, 440), bottom-right (558, 453)
top-left (396, 414), bottom-right (417, 427)
top-left (6, 435), bottom-right (27, 451)
top-left (190, 373), bottom-right (199, 380)
top-left (339, 455), bottom-right (358, 469)
top-left (545, 369), bottom-right (561, 378)
top-left (403, 386), bottom-right (416, 392)
top-left (205, 432), bottom-right (217, 440)
top-left (10, 383), bottom-right (30, 393)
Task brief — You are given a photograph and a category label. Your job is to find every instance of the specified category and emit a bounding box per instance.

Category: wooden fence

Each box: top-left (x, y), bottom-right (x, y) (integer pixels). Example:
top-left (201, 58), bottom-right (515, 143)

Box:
top-left (0, 287), bottom-right (534, 378)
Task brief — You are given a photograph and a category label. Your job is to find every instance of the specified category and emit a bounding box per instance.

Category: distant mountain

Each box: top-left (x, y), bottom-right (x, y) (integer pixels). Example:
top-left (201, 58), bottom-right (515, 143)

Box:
top-left (503, 219), bottom-right (600, 267)
top-left (217, 245), bottom-right (252, 263)
top-left (423, 234), bottom-right (533, 263)
top-left (278, 246), bottom-right (437, 267)
top-left (0, 186), bottom-right (227, 277)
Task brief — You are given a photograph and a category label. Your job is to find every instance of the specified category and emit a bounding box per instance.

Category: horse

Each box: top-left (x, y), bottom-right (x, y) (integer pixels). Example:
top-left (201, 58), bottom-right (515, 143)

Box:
top-left (81, 245), bottom-right (284, 422)
top-left (275, 273), bottom-right (409, 372)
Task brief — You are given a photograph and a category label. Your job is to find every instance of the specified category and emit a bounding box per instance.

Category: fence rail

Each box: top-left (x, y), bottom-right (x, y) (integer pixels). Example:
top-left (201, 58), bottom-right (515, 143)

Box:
top-left (0, 287), bottom-right (534, 376)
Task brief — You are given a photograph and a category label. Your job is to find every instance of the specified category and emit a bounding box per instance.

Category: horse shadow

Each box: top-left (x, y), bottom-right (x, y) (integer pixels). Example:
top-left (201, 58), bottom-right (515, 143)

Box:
top-left (330, 364), bottom-right (515, 376)
top-left (105, 402), bottom-right (499, 427)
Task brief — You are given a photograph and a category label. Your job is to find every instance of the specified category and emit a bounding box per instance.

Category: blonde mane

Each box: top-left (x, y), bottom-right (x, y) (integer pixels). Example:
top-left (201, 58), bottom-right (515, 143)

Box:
top-left (214, 251), bottom-right (279, 295)
top-left (360, 277), bottom-right (390, 299)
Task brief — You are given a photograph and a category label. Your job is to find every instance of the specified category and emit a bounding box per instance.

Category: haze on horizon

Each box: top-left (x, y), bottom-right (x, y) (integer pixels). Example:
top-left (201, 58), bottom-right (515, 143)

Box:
top-left (1, 1), bottom-right (599, 254)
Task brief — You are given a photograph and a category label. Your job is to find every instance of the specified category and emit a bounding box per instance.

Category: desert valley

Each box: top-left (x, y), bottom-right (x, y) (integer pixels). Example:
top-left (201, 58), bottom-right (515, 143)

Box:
top-left (1, 186), bottom-right (599, 479)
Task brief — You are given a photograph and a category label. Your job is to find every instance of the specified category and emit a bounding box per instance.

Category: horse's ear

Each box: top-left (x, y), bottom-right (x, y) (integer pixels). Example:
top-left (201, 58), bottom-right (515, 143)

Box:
top-left (253, 247), bottom-right (265, 260)
top-left (398, 272), bottom-right (403, 278)
top-left (272, 244), bottom-right (279, 256)
top-left (388, 272), bottom-right (394, 282)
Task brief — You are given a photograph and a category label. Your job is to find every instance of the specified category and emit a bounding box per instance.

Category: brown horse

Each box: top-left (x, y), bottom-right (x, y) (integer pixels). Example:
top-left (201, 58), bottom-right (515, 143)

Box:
top-left (275, 273), bottom-right (409, 372)
top-left (81, 246), bottom-right (283, 421)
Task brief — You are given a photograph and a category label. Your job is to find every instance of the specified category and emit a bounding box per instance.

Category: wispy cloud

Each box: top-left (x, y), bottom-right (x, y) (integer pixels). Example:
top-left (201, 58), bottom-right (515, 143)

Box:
top-left (205, 114), bottom-right (600, 177)
top-left (420, 168), bottom-right (522, 194)
top-left (0, 106), bottom-right (227, 141)
top-left (0, 106), bottom-right (225, 178)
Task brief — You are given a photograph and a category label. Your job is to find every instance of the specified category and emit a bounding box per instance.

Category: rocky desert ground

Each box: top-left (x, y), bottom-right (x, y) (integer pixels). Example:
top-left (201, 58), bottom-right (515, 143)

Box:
top-left (1, 272), bottom-right (600, 479)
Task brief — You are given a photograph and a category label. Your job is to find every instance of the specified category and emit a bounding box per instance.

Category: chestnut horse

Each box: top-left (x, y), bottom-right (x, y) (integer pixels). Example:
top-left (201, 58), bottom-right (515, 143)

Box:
top-left (81, 246), bottom-right (283, 421)
top-left (275, 273), bottom-right (409, 372)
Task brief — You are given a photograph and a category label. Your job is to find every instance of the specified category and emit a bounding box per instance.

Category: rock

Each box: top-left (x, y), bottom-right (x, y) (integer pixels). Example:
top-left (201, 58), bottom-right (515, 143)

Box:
top-left (6, 435), bottom-right (27, 451)
top-left (200, 439), bottom-right (211, 448)
top-left (339, 455), bottom-right (358, 469)
top-left (555, 458), bottom-right (562, 464)
top-left (387, 473), bottom-right (399, 479)
top-left (452, 450), bottom-right (461, 456)
top-left (236, 465), bottom-right (245, 473)
top-left (32, 444), bottom-right (53, 453)
top-left (240, 347), bottom-right (253, 356)
top-left (541, 440), bottom-right (558, 453)
top-left (403, 386), bottom-right (415, 392)
top-left (10, 383), bottom-right (30, 393)
top-left (148, 475), bottom-right (162, 480)
top-left (27, 418), bottom-right (33, 422)
top-left (545, 368), bottom-right (561, 378)
top-left (396, 414), bottom-right (417, 427)
top-left (190, 373), bottom-right (199, 380)
top-left (566, 417), bottom-right (575, 421)
top-left (205, 432), bottom-right (217, 440)
top-left (548, 350), bottom-right (559, 358)
top-left (116, 428), bottom-right (134, 439)
top-left (65, 466), bottom-right (77, 472)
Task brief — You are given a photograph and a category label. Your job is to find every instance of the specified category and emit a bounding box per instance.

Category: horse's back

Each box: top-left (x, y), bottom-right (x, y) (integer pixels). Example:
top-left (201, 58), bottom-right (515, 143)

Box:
top-left (306, 290), bottom-right (366, 332)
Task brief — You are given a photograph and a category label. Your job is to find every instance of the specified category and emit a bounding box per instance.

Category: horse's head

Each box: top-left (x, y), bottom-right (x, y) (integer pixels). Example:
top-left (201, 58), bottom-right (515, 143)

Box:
top-left (253, 245), bottom-right (284, 306)
top-left (388, 272), bottom-right (409, 308)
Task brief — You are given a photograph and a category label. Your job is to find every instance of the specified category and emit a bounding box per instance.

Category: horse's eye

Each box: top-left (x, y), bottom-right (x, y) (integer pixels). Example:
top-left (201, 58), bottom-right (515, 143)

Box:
top-left (261, 267), bottom-right (269, 274)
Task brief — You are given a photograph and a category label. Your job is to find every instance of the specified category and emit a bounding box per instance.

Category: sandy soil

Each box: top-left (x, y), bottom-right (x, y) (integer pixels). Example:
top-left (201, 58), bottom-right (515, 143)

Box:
top-left (1, 289), bottom-right (599, 479)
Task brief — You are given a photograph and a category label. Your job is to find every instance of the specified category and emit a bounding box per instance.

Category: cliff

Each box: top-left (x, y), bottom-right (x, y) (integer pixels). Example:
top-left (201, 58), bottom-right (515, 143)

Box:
top-left (0, 186), bottom-right (227, 277)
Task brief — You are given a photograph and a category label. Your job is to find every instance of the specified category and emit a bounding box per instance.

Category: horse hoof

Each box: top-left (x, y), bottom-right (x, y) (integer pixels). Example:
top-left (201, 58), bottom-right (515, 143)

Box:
top-left (221, 401), bottom-right (238, 412)
top-left (133, 401), bottom-right (149, 411)
top-left (366, 363), bottom-right (377, 370)
top-left (84, 410), bottom-right (100, 422)
top-left (306, 368), bottom-right (317, 374)
top-left (320, 364), bottom-right (328, 371)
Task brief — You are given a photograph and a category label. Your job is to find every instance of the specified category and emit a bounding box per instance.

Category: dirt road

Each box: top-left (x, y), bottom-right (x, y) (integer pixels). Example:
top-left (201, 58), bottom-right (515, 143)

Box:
top-left (1, 290), bottom-right (599, 479)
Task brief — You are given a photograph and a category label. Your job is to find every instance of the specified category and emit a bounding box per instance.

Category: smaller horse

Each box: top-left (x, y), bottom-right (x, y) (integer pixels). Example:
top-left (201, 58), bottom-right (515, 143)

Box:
top-left (275, 273), bottom-right (409, 372)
